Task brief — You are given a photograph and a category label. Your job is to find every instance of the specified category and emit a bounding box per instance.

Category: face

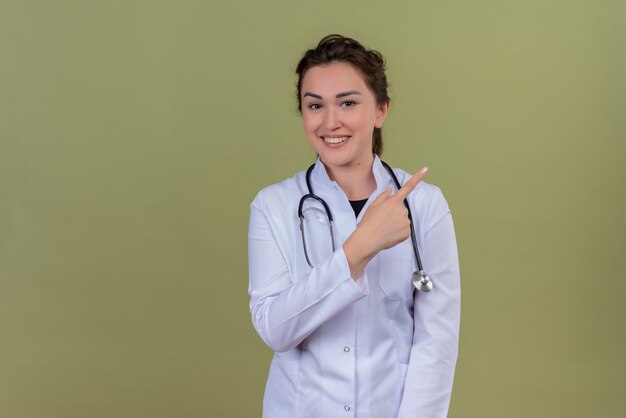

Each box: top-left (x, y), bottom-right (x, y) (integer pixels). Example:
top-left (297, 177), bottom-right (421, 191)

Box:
top-left (300, 62), bottom-right (389, 174)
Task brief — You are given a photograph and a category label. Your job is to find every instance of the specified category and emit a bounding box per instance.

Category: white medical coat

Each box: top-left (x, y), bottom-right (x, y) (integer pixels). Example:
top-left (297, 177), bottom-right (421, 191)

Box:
top-left (248, 156), bottom-right (460, 418)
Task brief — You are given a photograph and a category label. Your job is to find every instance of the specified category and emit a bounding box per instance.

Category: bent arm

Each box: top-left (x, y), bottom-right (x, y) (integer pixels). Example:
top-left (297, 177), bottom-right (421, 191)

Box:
top-left (248, 198), bottom-right (368, 353)
top-left (397, 211), bottom-right (461, 418)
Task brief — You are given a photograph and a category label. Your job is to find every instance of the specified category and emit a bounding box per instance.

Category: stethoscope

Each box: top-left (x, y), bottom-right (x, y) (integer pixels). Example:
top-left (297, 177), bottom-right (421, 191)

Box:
top-left (298, 160), bottom-right (433, 292)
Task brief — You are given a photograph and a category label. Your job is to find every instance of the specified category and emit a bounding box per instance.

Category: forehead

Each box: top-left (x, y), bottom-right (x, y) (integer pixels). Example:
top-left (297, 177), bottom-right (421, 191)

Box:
top-left (301, 62), bottom-right (370, 96)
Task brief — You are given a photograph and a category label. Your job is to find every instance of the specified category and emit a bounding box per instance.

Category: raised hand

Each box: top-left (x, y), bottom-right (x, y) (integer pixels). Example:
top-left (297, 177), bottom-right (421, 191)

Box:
top-left (343, 167), bottom-right (428, 279)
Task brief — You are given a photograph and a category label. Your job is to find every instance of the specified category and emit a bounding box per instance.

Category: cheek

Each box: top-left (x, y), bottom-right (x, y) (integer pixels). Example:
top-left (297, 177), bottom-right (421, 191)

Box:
top-left (349, 110), bottom-right (375, 131)
top-left (302, 114), bottom-right (320, 135)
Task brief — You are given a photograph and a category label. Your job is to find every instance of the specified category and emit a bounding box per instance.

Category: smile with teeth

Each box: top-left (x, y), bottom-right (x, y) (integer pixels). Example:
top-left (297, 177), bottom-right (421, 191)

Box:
top-left (322, 136), bottom-right (349, 144)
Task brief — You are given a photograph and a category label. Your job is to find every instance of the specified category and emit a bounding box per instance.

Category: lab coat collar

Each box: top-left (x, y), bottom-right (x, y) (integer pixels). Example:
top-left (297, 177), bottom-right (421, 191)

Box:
top-left (372, 155), bottom-right (394, 193)
top-left (310, 155), bottom-right (393, 194)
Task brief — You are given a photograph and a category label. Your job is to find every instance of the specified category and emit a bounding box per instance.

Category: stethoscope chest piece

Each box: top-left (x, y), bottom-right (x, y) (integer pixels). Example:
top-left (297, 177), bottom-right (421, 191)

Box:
top-left (412, 270), bottom-right (433, 292)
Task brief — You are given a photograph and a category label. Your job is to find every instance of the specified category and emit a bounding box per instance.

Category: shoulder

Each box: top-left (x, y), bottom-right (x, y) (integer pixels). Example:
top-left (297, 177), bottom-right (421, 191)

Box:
top-left (250, 169), bottom-right (307, 212)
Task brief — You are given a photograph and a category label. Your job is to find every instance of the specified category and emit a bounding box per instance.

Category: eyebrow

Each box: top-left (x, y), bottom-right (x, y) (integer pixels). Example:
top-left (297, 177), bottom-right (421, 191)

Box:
top-left (303, 90), bottom-right (362, 100)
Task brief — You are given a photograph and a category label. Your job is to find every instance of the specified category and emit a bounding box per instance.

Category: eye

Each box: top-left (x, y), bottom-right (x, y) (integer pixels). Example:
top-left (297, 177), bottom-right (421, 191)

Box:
top-left (307, 103), bottom-right (323, 110)
top-left (340, 100), bottom-right (356, 108)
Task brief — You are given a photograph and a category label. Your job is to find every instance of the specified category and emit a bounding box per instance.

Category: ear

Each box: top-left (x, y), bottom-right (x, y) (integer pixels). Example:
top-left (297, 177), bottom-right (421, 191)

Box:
top-left (374, 100), bottom-right (391, 128)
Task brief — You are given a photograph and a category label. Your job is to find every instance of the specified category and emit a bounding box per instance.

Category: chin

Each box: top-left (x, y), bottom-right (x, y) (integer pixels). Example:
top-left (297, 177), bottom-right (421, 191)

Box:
top-left (318, 153), bottom-right (355, 169)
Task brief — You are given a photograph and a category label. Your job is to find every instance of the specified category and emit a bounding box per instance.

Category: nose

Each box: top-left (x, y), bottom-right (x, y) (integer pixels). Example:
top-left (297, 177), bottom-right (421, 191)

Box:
top-left (324, 107), bottom-right (341, 130)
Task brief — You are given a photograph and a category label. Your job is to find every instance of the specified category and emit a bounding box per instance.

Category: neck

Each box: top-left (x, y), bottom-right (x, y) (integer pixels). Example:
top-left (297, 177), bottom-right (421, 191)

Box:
top-left (323, 156), bottom-right (377, 200)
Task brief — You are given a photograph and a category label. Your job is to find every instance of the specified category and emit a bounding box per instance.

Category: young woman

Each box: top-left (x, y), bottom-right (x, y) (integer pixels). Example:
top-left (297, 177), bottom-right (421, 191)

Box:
top-left (248, 34), bottom-right (460, 418)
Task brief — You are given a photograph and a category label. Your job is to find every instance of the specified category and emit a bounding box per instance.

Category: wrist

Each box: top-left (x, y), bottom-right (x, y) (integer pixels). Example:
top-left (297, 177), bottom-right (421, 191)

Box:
top-left (343, 228), bottom-right (377, 279)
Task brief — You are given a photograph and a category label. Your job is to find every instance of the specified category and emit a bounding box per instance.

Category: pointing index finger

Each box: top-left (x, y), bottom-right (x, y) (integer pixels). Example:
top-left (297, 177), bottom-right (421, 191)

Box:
top-left (392, 167), bottom-right (428, 202)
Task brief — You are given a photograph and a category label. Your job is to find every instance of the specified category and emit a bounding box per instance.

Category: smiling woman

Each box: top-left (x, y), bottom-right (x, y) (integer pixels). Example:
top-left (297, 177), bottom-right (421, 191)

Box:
top-left (248, 34), bottom-right (461, 418)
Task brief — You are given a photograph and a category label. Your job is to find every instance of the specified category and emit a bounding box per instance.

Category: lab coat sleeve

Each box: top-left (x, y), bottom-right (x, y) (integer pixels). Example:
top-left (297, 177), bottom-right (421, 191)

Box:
top-left (248, 193), bottom-right (369, 353)
top-left (397, 191), bottom-right (461, 418)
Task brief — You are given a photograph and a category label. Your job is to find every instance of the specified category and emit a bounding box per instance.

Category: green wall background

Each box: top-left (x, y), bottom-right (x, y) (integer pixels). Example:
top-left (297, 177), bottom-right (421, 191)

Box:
top-left (1, 1), bottom-right (624, 417)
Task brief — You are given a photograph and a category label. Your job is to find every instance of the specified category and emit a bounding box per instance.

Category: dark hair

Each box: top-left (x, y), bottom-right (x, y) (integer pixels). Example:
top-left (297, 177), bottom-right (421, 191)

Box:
top-left (296, 34), bottom-right (390, 156)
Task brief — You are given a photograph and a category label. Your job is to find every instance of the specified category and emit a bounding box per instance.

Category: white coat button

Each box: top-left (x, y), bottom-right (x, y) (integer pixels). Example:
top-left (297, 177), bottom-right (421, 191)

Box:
top-left (344, 405), bottom-right (351, 411)
top-left (343, 346), bottom-right (350, 352)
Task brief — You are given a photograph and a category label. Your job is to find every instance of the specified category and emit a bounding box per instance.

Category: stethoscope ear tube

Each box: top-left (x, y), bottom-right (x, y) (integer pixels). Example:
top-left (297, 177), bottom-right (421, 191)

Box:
top-left (299, 166), bottom-right (336, 269)
top-left (299, 204), bottom-right (336, 270)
